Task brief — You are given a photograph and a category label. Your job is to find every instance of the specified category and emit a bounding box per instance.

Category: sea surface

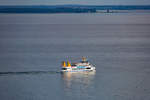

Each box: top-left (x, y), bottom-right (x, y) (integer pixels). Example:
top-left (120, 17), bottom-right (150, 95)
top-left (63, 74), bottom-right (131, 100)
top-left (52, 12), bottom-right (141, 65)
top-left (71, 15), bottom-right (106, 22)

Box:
top-left (0, 13), bottom-right (150, 100)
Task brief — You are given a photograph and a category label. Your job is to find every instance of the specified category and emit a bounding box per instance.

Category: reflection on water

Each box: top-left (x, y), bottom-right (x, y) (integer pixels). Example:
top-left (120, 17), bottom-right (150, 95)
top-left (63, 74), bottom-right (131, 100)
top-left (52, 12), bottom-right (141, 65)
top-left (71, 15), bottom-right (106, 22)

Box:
top-left (61, 71), bottom-right (96, 99)
top-left (62, 71), bottom-right (96, 88)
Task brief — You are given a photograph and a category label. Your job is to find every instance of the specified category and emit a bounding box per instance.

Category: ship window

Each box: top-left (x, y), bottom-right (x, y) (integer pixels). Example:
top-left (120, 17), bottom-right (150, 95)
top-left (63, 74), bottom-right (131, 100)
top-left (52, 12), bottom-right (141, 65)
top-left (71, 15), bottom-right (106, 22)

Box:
top-left (86, 67), bottom-right (91, 69)
top-left (62, 68), bottom-right (67, 70)
top-left (81, 61), bottom-right (89, 63)
top-left (71, 64), bottom-right (76, 66)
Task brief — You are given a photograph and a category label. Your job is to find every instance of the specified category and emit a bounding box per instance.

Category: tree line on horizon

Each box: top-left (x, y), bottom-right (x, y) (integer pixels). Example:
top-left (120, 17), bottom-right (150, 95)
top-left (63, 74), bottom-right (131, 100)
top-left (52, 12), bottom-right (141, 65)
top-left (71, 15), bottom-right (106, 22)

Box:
top-left (0, 5), bottom-right (150, 13)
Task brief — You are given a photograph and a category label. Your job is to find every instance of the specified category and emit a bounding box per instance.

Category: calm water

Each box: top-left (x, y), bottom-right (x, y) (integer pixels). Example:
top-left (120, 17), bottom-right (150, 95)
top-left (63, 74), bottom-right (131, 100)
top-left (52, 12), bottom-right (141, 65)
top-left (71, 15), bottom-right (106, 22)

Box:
top-left (0, 13), bottom-right (150, 100)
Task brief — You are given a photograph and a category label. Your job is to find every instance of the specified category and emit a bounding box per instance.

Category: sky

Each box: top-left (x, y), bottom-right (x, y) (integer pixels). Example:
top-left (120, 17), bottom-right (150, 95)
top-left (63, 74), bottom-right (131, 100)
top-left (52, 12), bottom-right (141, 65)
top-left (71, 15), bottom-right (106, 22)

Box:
top-left (0, 0), bottom-right (150, 5)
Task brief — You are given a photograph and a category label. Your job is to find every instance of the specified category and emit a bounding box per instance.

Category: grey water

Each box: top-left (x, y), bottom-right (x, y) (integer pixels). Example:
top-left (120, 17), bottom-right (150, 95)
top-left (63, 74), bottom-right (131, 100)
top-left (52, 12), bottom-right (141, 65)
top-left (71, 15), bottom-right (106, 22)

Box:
top-left (0, 13), bottom-right (150, 100)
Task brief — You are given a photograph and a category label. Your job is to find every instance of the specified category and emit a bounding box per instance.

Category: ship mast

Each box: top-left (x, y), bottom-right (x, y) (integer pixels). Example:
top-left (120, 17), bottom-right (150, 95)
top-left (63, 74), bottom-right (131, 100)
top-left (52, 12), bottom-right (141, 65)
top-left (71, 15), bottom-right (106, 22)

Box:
top-left (82, 57), bottom-right (86, 62)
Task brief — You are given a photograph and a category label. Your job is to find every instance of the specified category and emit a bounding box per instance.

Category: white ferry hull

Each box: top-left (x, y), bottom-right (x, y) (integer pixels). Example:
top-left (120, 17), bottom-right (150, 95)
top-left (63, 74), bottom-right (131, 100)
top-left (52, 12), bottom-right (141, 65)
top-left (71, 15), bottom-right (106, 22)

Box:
top-left (61, 66), bottom-right (96, 72)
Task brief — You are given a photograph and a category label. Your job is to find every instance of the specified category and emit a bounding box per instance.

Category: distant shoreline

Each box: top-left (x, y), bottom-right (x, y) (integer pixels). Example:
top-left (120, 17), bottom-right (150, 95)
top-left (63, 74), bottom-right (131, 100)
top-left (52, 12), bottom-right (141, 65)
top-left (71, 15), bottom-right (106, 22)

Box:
top-left (0, 5), bottom-right (150, 13)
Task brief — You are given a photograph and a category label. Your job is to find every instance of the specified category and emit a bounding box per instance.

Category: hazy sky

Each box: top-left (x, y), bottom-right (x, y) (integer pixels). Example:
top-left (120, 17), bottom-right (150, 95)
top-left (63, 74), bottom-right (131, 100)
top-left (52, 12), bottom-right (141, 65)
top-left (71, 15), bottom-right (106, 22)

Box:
top-left (0, 0), bottom-right (150, 5)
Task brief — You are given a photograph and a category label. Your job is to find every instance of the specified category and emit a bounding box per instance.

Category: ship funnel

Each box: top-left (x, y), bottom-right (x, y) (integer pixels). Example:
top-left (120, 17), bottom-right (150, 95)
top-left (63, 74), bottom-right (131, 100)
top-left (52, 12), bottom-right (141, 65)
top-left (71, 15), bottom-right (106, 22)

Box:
top-left (67, 61), bottom-right (71, 67)
top-left (62, 61), bottom-right (66, 67)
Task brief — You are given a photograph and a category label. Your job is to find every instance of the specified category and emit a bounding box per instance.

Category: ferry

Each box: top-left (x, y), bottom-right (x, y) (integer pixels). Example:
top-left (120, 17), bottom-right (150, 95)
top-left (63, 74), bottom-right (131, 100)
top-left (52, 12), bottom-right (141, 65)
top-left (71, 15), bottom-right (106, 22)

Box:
top-left (61, 57), bottom-right (96, 72)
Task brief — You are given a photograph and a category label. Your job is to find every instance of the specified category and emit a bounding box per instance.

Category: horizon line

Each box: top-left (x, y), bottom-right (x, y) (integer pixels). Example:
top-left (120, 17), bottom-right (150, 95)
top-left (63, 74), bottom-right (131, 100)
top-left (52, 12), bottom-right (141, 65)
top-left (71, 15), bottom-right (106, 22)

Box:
top-left (0, 4), bottom-right (150, 6)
